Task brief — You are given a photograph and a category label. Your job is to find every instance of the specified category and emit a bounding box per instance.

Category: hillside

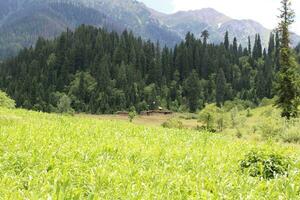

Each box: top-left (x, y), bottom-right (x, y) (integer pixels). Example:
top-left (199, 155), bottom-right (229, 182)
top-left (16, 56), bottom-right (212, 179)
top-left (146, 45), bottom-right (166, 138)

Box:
top-left (0, 0), bottom-right (180, 58)
top-left (0, 25), bottom-right (286, 114)
top-left (0, 0), bottom-right (299, 59)
top-left (0, 107), bottom-right (300, 198)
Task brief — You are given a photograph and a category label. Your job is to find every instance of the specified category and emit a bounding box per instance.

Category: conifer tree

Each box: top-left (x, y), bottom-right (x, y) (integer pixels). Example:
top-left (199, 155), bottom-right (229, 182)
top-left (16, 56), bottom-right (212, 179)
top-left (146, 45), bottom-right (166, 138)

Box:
top-left (276, 0), bottom-right (300, 119)
top-left (201, 30), bottom-right (209, 45)
top-left (224, 31), bottom-right (229, 50)
top-left (268, 33), bottom-right (275, 56)
top-left (253, 34), bottom-right (262, 60)
top-left (184, 70), bottom-right (201, 112)
top-left (233, 37), bottom-right (238, 54)
top-left (275, 31), bottom-right (281, 71)
top-left (216, 68), bottom-right (226, 107)
top-left (248, 36), bottom-right (252, 56)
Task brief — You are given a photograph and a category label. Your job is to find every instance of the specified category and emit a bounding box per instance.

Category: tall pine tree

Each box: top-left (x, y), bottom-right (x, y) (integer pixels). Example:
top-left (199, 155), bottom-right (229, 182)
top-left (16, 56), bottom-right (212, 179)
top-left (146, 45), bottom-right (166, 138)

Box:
top-left (276, 0), bottom-right (300, 119)
top-left (216, 68), bottom-right (226, 107)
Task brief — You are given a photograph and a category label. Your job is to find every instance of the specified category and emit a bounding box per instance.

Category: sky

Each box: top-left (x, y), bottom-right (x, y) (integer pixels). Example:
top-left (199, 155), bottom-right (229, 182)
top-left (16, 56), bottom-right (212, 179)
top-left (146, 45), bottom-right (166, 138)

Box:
top-left (139, 0), bottom-right (300, 35)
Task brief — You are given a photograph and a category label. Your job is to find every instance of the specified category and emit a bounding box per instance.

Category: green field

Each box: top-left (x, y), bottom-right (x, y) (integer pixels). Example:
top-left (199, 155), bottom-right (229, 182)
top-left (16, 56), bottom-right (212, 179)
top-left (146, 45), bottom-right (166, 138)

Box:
top-left (1, 107), bottom-right (300, 199)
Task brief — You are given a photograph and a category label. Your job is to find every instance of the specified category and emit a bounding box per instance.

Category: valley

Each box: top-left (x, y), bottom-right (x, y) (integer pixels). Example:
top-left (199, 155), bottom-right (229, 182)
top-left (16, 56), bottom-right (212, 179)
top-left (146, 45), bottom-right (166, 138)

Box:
top-left (0, 0), bottom-right (300, 198)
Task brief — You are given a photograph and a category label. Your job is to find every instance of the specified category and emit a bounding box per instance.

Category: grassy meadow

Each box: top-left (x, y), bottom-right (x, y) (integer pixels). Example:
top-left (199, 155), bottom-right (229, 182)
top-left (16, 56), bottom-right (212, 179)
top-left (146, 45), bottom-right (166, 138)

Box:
top-left (1, 107), bottom-right (300, 199)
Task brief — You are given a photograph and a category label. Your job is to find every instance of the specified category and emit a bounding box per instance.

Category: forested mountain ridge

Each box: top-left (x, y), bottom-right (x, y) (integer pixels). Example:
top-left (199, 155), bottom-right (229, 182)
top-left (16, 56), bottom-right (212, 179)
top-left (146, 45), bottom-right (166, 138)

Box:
top-left (0, 0), bottom-right (180, 58)
top-left (0, 0), bottom-right (299, 59)
top-left (1, 25), bottom-right (298, 114)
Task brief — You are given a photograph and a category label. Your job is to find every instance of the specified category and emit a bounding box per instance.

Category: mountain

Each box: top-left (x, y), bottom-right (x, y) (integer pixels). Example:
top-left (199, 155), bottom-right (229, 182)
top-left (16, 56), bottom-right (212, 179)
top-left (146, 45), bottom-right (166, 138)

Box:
top-left (0, 0), bottom-right (180, 58)
top-left (159, 8), bottom-right (300, 48)
top-left (0, 0), bottom-right (299, 59)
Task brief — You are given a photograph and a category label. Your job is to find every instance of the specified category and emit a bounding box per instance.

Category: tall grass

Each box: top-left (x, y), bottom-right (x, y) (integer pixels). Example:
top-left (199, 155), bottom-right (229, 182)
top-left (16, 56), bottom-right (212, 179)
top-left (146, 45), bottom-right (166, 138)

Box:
top-left (0, 108), bottom-right (300, 199)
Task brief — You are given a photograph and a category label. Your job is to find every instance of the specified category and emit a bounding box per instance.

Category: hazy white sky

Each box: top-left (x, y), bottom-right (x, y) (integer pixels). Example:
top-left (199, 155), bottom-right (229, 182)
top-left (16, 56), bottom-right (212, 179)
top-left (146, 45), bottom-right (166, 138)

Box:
top-left (139, 0), bottom-right (300, 34)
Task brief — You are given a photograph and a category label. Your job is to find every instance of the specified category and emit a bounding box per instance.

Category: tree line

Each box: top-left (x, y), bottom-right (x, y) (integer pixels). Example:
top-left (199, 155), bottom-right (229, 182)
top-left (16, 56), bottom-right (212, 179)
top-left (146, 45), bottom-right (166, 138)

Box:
top-left (0, 23), bottom-right (298, 114)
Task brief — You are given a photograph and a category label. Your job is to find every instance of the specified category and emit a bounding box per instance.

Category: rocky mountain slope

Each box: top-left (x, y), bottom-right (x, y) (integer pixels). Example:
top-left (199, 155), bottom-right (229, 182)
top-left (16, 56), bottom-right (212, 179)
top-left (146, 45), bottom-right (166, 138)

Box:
top-left (0, 0), bottom-right (299, 59)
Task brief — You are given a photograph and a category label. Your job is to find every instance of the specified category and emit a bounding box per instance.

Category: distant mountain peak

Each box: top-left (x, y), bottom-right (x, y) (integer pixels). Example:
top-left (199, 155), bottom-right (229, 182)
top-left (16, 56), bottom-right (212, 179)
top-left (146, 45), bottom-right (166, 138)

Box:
top-left (164, 7), bottom-right (231, 26)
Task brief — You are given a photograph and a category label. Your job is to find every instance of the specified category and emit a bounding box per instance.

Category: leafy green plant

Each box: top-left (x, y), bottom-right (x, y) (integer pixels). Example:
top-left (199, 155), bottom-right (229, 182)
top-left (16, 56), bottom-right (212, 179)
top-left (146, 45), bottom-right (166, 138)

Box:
top-left (240, 150), bottom-right (290, 179)
top-left (223, 99), bottom-right (255, 112)
top-left (257, 118), bottom-right (283, 140)
top-left (162, 118), bottom-right (183, 129)
top-left (198, 104), bottom-right (229, 132)
top-left (196, 125), bottom-right (217, 133)
top-left (281, 126), bottom-right (300, 143)
top-left (57, 94), bottom-right (75, 115)
top-left (128, 106), bottom-right (137, 122)
top-left (0, 90), bottom-right (15, 109)
top-left (259, 98), bottom-right (275, 107)
top-left (198, 104), bottom-right (218, 130)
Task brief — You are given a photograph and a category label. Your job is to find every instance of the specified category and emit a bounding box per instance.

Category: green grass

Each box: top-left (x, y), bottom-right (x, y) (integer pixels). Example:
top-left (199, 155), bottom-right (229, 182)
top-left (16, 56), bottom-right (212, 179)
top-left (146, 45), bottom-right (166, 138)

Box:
top-left (1, 107), bottom-right (300, 199)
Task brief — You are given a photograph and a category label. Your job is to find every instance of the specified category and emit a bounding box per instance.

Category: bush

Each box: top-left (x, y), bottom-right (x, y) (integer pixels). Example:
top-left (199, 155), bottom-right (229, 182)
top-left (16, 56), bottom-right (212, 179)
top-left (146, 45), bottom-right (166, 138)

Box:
top-left (256, 118), bottom-right (283, 140)
top-left (240, 150), bottom-right (290, 179)
top-left (136, 101), bottom-right (148, 113)
top-left (230, 107), bottom-right (246, 128)
top-left (259, 98), bottom-right (275, 107)
top-left (169, 100), bottom-right (179, 112)
top-left (281, 126), bottom-right (300, 144)
top-left (57, 94), bottom-right (75, 115)
top-left (198, 104), bottom-right (229, 132)
top-left (0, 90), bottom-right (15, 109)
top-left (223, 99), bottom-right (255, 112)
top-left (198, 104), bottom-right (218, 130)
top-left (128, 106), bottom-right (137, 122)
top-left (162, 118), bottom-right (183, 129)
top-left (196, 125), bottom-right (217, 133)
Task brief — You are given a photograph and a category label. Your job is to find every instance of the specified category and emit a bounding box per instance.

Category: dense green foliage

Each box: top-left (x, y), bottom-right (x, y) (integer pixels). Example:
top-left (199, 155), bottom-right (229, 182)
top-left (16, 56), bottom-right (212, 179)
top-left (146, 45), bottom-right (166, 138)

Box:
top-left (0, 25), bottom-right (289, 114)
top-left (1, 107), bottom-right (300, 198)
top-left (0, 90), bottom-right (15, 109)
top-left (128, 106), bottom-right (137, 122)
top-left (196, 101), bottom-right (300, 144)
top-left (161, 118), bottom-right (184, 129)
top-left (240, 150), bottom-right (290, 180)
top-left (276, 0), bottom-right (300, 119)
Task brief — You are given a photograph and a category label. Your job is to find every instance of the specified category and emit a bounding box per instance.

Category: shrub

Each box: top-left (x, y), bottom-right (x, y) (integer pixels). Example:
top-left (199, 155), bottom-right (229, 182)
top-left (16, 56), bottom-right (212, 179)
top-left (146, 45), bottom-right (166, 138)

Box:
top-left (198, 104), bottom-right (218, 130)
top-left (259, 98), bottom-right (275, 107)
top-left (223, 99), bottom-right (255, 112)
top-left (162, 118), bottom-right (183, 129)
top-left (136, 101), bottom-right (148, 113)
top-left (281, 127), bottom-right (300, 144)
top-left (128, 106), bottom-right (137, 122)
top-left (0, 90), bottom-right (15, 109)
top-left (240, 150), bottom-right (290, 179)
top-left (196, 125), bottom-right (217, 133)
top-left (198, 104), bottom-right (229, 132)
top-left (257, 118), bottom-right (283, 140)
top-left (169, 100), bottom-right (179, 112)
top-left (57, 94), bottom-right (75, 115)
